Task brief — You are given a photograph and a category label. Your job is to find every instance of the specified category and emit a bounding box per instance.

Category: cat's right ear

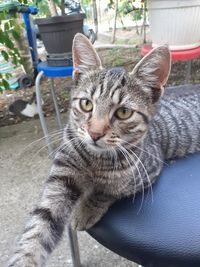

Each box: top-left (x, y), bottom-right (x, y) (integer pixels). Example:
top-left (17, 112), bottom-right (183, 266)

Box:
top-left (130, 46), bottom-right (171, 101)
top-left (72, 33), bottom-right (102, 81)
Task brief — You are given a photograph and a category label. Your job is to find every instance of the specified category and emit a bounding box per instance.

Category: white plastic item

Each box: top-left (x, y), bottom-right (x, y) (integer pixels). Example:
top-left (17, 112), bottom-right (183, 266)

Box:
top-left (148, 0), bottom-right (200, 50)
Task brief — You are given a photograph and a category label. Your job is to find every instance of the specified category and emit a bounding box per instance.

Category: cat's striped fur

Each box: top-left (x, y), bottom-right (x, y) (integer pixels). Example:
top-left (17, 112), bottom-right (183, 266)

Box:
top-left (8, 34), bottom-right (200, 267)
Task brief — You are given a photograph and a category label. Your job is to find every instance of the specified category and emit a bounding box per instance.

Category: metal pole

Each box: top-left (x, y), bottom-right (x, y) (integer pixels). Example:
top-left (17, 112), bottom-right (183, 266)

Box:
top-left (35, 71), bottom-right (53, 154)
top-left (50, 78), bottom-right (62, 129)
top-left (68, 226), bottom-right (81, 267)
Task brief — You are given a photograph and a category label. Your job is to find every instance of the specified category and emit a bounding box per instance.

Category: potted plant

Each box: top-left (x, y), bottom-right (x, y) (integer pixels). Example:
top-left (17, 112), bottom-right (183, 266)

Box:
top-left (35, 0), bottom-right (85, 66)
top-left (148, 0), bottom-right (200, 50)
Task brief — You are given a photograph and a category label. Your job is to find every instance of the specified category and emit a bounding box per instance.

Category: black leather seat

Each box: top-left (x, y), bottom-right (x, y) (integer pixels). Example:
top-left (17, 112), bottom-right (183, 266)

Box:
top-left (88, 152), bottom-right (200, 267)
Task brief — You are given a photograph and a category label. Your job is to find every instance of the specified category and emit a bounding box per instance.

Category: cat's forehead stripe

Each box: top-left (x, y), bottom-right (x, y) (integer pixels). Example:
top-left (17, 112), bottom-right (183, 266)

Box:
top-left (111, 87), bottom-right (121, 104)
top-left (120, 96), bottom-right (133, 107)
top-left (107, 67), bottom-right (126, 76)
top-left (92, 83), bottom-right (104, 99)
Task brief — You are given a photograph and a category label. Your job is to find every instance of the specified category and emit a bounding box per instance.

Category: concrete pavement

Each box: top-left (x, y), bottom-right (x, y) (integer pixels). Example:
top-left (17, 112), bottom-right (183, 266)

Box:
top-left (0, 116), bottom-right (137, 267)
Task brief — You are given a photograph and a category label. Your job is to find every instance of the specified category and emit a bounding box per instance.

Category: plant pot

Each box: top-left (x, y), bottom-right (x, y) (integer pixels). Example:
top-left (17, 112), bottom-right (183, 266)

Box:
top-left (35, 14), bottom-right (84, 55)
top-left (148, 0), bottom-right (200, 50)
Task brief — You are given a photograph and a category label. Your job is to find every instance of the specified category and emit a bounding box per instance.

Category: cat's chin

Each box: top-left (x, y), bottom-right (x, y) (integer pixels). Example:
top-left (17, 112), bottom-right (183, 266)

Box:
top-left (86, 142), bottom-right (112, 154)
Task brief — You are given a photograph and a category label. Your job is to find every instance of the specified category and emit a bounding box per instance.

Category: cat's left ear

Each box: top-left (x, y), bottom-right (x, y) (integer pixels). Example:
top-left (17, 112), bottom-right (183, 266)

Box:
top-left (130, 46), bottom-right (171, 99)
top-left (72, 33), bottom-right (102, 81)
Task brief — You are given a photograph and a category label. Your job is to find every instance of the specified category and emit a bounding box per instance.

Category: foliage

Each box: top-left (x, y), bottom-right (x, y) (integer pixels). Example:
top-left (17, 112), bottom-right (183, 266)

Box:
top-left (80, 0), bottom-right (91, 20)
top-left (118, 0), bottom-right (135, 15)
top-left (0, 0), bottom-right (67, 91)
top-left (32, 0), bottom-right (51, 17)
top-left (0, 12), bottom-right (22, 91)
top-left (108, 0), bottom-right (144, 21)
top-left (0, 0), bottom-right (49, 91)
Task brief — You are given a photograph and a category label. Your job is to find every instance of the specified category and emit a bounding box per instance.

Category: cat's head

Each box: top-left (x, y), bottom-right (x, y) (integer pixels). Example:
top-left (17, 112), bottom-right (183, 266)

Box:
top-left (68, 33), bottom-right (171, 152)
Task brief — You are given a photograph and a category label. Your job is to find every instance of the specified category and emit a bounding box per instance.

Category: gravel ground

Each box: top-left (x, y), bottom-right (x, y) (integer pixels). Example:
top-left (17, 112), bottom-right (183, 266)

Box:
top-left (0, 115), bottom-right (137, 267)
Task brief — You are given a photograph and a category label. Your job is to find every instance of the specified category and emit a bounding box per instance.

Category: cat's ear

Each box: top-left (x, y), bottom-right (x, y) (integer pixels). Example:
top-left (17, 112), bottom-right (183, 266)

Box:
top-left (130, 46), bottom-right (171, 100)
top-left (72, 33), bottom-right (102, 80)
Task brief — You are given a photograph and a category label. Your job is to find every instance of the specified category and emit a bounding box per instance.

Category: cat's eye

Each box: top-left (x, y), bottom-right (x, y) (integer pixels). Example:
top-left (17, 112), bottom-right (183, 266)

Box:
top-left (80, 99), bottom-right (93, 112)
top-left (115, 107), bottom-right (133, 120)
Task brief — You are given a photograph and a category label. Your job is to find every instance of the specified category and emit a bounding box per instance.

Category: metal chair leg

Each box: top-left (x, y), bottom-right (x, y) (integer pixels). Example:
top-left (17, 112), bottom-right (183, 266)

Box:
top-left (50, 78), bottom-right (62, 129)
top-left (36, 72), bottom-right (81, 267)
top-left (68, 226), bottom-right (81, 267)
top-left (35, 71), bottom-right (53, 154)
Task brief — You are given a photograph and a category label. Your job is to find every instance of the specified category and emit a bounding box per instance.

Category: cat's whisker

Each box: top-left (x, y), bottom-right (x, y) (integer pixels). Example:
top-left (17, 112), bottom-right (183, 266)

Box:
top-left (121, 140), bottom-right (167, 166)
top-left (18, 129), bottom-right (64, 157)
top-left (61, 137), bottom-right (85, 157)
top-left (51, 137), bottom-right (79, 158)
top-left (28, 128), bottom-right (78, 161)
top-left (109, 148), bottom-right (117, 179)
top-left (49, 140), bottom-right (71, 158)
top-left (127, 148), bottom-right (154, 206)
top-left (117, 144), bottom-right (137, 204)
top-left (29, 135), bottom-right (64, 180)
top-left (31, 135), bottom-right (64, 162)
top-left (118, 145), bottom-right (144, 209)
top-left (112, 148), bottom-right (118, 176)
top-left (120, 146), bottom-right (145, 213)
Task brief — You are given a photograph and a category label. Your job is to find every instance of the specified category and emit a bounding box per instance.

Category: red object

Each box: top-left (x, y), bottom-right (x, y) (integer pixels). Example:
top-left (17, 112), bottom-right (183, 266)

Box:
top-left (141, 44), bottom-right (200, 61)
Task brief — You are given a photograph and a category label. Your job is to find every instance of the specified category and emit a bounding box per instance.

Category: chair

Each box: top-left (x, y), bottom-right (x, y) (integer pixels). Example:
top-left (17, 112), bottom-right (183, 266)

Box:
top-left (35, 62), bottom-right (83, 267)
top-left (141, 44), bottom-right (200, 83)
top-left (35, 62), bottom-right (73, 153)
top-left (88, 85), bottom-right (200, 267)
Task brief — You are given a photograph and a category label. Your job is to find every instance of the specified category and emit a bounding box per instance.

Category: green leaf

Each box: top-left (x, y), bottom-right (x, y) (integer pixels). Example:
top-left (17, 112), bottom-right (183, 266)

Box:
top-left (12, 48), bottom-right (20, 57)
top-left (9, 19), bottom-right (15, 27)
top-left (4, 22), bottom-right (10, 32)
top-left (2, 79), bottom-right (10, 90)
top-left (12, 54), bottom-right (18, 66)
top-left (18, 0), bottom-right (28, 3)
top-left (4, 36), bottom-right (14, 50)
top-left (1, 50), bottom-right (9, 61)
top-left (5, 73), bottom-right (12, 79)
top-left (12, 30), bottom-right (20, 41)
top-left (0, 29), bottom-right (5, 44)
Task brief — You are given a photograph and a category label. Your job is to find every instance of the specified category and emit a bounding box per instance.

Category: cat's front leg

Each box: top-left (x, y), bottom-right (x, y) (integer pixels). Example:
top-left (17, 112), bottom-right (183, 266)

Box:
top-left (8, 174), bottom-right (81, 267)
top-left (70, 191), bottom-right (116, 231)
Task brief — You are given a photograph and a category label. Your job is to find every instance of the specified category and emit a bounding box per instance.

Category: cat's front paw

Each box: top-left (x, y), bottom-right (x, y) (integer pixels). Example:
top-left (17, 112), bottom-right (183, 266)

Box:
top-left (70, 205), bottom-right (102, 231)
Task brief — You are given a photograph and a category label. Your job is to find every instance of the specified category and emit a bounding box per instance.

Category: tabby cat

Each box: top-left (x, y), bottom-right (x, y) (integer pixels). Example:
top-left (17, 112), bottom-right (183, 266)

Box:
top-left (8, 33), bottom-right (200, 267)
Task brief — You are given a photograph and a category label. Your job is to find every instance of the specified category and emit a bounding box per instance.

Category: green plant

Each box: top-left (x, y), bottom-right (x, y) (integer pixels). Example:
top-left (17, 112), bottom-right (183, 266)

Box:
top-left (0, 0), bottom-right (30, 91)
top-left (0, 13), bottom-right (23, 90)
top-left (0, 0), bottom-right (63, 91)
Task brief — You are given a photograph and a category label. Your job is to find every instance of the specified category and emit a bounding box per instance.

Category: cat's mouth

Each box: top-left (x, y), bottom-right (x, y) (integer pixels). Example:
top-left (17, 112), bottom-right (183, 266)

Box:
top-left (86, 138), bottom-right (115, 152)
top-left (76, 129), bottom-right (119, 151)
top-left (89, 140), bottom-right (100, 148)
top-left (88, 140), bottom-right (107, 149)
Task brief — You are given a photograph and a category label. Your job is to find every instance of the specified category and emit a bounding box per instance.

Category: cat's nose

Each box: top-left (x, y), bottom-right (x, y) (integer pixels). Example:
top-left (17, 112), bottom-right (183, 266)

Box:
top-left (88, 130), bottom-right (105, 142)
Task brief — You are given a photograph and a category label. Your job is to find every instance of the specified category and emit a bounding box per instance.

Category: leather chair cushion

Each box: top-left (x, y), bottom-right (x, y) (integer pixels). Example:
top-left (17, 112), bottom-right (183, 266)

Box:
top-left (88, 153), bottom-right (200, 267)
